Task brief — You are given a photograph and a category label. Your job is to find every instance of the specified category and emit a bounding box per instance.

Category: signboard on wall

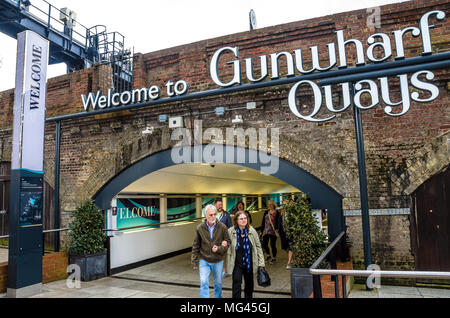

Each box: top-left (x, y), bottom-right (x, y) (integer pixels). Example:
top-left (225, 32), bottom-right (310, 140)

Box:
top-left (116, 198), bottom-right (160, 230)
top-left (116, 197), bottom-right (196, 231)
top-left (80, 11), bottom-right (446, 124)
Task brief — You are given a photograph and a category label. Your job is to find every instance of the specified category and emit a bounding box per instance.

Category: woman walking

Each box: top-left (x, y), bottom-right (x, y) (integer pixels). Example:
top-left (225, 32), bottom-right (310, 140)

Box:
top-left (227, 211), bottom-right (265, 298)
top-left (260, 200), bottom-right (280, 264)
top-left (278, 199), bottom-right (293, 269)
top-left (236, 200), bottom-right (252, 224)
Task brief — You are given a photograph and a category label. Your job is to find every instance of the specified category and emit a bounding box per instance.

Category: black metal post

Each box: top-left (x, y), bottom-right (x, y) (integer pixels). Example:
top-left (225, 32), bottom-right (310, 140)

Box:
top-left (106, 235), bottom-right (111, 276)
top-left (342, 275), bottom-right (347, 298)
top-left (334, 275), bottom-right (340, 298)
top-left (42, 232), bottom-right (45, 256)
top-left (53, 121), bottom-right (61, 252)
top-left (351, 83), bottom-right (373, 285)
top-left (312, 275), bottom-right (322, 298)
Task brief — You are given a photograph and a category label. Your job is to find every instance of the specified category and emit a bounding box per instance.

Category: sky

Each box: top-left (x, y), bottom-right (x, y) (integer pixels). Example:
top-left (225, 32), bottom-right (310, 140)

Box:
top-left (0, 0), bottom-right (405, 91)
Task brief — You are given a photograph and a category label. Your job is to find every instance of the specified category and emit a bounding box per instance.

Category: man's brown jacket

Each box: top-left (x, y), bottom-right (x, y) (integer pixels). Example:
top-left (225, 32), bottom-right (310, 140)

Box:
top-left (191, 220), bottom-right (231, 267)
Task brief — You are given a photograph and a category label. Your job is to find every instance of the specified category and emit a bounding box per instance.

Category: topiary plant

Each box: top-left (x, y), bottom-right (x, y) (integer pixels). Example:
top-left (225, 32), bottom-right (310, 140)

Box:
top-left (284, 195), bottom-right (328, 268)
top-left (68, 200), bottom-right (106, 256)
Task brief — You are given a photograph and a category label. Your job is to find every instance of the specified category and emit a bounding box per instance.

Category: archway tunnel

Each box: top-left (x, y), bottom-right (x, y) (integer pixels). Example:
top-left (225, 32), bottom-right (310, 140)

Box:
top-left (93, 146), bottom-right (344, 275)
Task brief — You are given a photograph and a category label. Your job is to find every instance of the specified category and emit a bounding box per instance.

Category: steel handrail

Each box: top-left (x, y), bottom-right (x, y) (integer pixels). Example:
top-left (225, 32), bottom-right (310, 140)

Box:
top-left (104, 207), bottom-right (267, 232)
top-left (309, 230), bottom-right (450, 298)
top-left (309, 230), bottom-right (450, 280)
top-left (43, 228), bottom-right (69, 234)
top-left (0, 227), bottom-right (70, 239)
top-left (310, 231), bottom-right (345, 270)
top-left (0, 207), bottom-right (269, 238)
top-left (103, 216), bottom-right (204, 232)
top-left (22, 0), bottom-right (88, 43)
top-left (309, 268), bottom-right (450, 280)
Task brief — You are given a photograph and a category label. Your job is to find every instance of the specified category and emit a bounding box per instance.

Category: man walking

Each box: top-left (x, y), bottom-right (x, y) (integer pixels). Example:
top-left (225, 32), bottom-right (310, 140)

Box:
top-left (192, 204), bottom-right (231, 298)
top-left (215, 198), bottom-right (232, 277)
top-left (215, 198), bottom-right (232, 228)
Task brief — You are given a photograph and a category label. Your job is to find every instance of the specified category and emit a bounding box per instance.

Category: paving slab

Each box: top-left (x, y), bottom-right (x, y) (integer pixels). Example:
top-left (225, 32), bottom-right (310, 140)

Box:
top-left (378, 292), bottom-right (423, 298)
top-left (378, 285), bottom-right (422, 296)
top-left (126, 291), bottom-right (171, 298)
top-left (81, 285), bottom-right (141, 298)
top-left (0, 247), bottom-right (8, 263)
top-left (348, 290), bottom-right (378, 298)
top-left (116, 250), bottom-right (291, 297)
top-left (418, 287), bottom-right (450, 298)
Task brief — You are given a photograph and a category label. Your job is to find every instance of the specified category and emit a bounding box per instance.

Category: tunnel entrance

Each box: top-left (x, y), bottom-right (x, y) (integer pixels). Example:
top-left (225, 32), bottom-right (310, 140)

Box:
top-left (93, 146), bottom-right (344, 274)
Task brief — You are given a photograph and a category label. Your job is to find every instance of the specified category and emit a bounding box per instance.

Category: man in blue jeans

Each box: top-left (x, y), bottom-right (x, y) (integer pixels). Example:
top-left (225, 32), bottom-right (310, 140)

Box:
top-left (192, 204), bottom-right (231, 298)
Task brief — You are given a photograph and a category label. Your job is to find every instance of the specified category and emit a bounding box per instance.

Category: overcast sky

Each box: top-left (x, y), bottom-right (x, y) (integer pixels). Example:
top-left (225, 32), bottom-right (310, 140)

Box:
top-left (0, 0), bottom-right (404, 91)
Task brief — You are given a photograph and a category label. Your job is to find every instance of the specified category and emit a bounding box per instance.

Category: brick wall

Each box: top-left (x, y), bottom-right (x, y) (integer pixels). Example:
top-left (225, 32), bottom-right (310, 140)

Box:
top-left (0, 252), bottom-right (68, 293)
top-left (0, 262), bottom-right (7, 293)
top-left (42, 252), bottom-right (68, 284)
top-left (346, 215), bottom-right (415, 270)
top-left (308, 261), bottom-right (353, 298)
top-left (0, 0), bottom-right (449, 270)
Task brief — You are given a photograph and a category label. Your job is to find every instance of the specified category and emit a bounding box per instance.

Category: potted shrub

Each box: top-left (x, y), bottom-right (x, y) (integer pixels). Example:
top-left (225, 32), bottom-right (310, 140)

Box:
top-left (68, 200), bottom-right (107, 281)
top-left (284, 195), bottom-right (328, 298)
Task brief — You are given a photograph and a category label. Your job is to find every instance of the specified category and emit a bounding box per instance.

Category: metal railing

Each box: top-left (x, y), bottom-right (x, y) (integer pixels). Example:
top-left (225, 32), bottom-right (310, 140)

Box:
top-left (0, 207), bottom-right (269, 240)
top-left (103, 207), bottom-right (268, 233)
top-left (0, 227), bottom-right (70, 256)
top-left (309, 231), bottom-right (450, 298)
top-left (13, 0), bottom-right (90, 49)
top-left (4, 0), bottom-right (133, 82)
top-left (0, 227), bottom-right (69, 240)
top-left (103, 216), bottom-right (204, 233)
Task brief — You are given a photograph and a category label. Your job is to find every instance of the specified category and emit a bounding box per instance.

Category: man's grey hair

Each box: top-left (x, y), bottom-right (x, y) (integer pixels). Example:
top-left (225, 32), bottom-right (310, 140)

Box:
top-left (203, 204), bottom-right (217, 217)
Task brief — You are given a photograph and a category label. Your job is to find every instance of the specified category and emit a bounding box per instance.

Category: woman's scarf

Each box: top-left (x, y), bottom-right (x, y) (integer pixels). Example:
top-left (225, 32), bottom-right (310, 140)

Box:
top-left (235, 227), bottom-right (251, 273)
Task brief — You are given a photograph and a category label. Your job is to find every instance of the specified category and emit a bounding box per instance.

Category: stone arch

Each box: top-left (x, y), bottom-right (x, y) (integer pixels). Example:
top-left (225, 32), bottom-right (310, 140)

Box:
top-left (89, 144), bottom-right (345, 240)
top-left (392, 131), bottom-right (450, 195)
top-left (79, 126), bottom-right (352, 206)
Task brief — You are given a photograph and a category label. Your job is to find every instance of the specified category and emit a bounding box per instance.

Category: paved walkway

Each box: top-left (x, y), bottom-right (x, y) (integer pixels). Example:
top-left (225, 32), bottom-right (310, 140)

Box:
top-left (1, 249), bottom-right (449, 298)
top-left (0, 247), bottom-right (7, 263)
top-left (1, 250), bottom-right (293, 298)
top-left (348, 284), bottom-right (450, 298)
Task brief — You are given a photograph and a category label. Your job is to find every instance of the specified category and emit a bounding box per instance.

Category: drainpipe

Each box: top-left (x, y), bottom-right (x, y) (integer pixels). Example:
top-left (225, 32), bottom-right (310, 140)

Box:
top-left (53, 121), bottom-right (61, 252)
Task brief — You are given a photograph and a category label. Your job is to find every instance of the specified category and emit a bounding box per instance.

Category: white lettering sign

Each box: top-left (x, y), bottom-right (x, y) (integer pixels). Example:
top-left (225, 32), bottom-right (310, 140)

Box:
top-left (81, 10), bottom-right (445, 123)
top-left (12, 31), bottom-right (49, 172)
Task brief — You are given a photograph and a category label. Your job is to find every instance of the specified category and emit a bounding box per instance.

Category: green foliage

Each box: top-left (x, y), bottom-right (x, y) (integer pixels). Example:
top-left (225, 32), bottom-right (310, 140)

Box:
top-left (68, 200), bottom-right (106, 256)
top-left (284, 195), bottom-right (328, 268)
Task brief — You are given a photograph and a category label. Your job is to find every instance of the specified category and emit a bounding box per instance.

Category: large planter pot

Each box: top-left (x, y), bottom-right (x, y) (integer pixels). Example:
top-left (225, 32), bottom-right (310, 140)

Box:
top-left (290, 267), bottom-right (313, 298)
top-left (69, 250), bottom-right (107, 281)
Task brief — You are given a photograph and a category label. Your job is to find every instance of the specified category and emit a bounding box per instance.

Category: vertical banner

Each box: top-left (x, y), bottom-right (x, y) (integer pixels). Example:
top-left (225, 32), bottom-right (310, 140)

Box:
top-left (7, 31), bottom-right (49, 298)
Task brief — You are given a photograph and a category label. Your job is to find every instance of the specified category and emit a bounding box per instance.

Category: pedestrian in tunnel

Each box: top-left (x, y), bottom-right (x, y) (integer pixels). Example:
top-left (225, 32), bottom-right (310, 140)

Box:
top-left (227, 210), bottom-right (265, 298)
top-left (236, 200), bottom-right (252, 225)
top-left (260, 200), bottom-right (280, 264)
top-left (278, 199), bottom-right (293, 269)
top-left (215, 198), bottom-right (232, 277)
top-left (192, 204), bottom-right (231, 298)
top-left (215, 198), bottom-right (232, 228)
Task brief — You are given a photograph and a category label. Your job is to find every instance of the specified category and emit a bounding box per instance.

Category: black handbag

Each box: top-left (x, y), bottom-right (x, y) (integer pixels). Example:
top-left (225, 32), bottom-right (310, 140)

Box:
top-left (257, 267), bottom-right (271, 287)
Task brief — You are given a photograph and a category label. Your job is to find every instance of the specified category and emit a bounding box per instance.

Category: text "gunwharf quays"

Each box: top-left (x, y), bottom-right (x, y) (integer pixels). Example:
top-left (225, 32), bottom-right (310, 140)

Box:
top-left (210, 10), bottom-right (445, 122)
top-left (81, 11), bottom-right (446, 122)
